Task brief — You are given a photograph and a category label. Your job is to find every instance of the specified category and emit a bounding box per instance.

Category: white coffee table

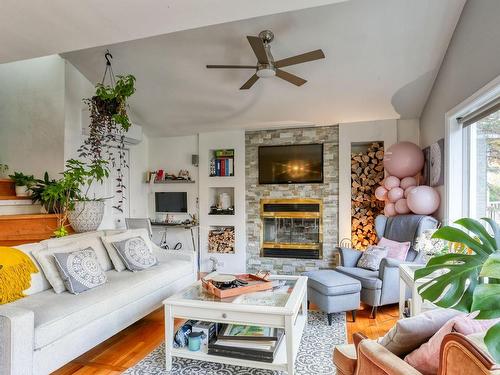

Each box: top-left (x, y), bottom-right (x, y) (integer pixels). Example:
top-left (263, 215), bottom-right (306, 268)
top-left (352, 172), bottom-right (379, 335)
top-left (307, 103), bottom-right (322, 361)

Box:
top-left (163, 274), bottom-right (308, 375)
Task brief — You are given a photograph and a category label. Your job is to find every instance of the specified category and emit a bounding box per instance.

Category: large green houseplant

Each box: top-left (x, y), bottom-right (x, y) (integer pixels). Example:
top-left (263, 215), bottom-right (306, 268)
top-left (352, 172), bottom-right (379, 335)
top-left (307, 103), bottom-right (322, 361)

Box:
top-left (43, 159), bottom-right (109, 237)
top-left (415, 218), bottom-right (500, 361)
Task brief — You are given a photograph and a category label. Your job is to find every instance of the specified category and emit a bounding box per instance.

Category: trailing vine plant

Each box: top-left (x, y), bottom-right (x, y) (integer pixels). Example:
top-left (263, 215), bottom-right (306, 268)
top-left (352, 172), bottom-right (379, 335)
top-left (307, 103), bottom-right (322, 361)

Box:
top-left (78, 51), bottom-right (136, 212)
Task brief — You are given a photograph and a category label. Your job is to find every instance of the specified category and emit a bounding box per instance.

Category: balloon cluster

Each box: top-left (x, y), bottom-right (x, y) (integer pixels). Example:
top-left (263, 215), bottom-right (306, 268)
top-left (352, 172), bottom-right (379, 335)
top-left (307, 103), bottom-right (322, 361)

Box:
top-left (374, 142), bottom-right (440, 217)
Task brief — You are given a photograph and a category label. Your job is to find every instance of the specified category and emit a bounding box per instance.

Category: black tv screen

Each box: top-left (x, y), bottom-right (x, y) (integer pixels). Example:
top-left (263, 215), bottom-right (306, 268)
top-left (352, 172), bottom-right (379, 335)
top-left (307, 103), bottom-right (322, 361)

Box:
top-left (258, 144), bottom-right (324, 184)
top-left (155, 192), bottom-right (188, 213)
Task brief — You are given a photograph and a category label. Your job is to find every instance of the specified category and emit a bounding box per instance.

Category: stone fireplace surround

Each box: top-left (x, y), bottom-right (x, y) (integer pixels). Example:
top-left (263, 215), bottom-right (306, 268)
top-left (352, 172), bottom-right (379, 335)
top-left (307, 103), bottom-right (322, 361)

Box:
top-left (246, 125), bottom-right (339, 275)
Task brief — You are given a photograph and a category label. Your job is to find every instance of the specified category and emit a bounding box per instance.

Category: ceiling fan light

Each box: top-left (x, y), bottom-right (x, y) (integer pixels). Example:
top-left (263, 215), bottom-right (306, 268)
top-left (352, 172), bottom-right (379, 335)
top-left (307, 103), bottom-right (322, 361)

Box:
top-left (257, 68), bottom-right (276, 78)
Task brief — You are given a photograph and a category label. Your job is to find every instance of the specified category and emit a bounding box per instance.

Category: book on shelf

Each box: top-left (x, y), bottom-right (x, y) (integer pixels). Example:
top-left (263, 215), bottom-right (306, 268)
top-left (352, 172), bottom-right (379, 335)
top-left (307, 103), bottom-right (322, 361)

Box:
top-left (211, 157), bottom-right (234, 176)
top-left (207, 324), bottom-right (284, 363)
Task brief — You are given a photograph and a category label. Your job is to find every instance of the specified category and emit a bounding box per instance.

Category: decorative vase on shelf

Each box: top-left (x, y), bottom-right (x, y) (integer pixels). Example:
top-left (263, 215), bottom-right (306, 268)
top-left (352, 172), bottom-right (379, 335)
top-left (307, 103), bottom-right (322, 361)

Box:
top-left (68, 200), bottom-right (105, 232)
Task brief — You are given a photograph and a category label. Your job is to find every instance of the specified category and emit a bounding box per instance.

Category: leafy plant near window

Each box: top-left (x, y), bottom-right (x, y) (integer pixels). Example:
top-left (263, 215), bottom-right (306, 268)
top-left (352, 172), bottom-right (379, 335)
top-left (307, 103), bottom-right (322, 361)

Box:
top-left (8, 171), bottom-right (36, 187)
top-left (79, 51), bottom-right (136, 212)
top-left (415, 218), bottom-right (500, 361)
top-left (43, 159), bottom-right (109, 237)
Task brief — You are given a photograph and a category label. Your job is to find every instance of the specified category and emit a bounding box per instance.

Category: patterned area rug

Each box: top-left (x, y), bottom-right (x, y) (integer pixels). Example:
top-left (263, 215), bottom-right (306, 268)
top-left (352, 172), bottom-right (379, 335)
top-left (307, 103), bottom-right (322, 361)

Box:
top-left (124, 311), bottom-right (346, 375)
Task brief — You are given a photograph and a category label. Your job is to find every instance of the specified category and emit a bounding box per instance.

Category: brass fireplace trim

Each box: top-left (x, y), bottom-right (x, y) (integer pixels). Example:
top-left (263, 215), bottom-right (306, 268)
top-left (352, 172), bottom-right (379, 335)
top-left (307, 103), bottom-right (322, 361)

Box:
top-left (260, 198), bottom-right (323, 258)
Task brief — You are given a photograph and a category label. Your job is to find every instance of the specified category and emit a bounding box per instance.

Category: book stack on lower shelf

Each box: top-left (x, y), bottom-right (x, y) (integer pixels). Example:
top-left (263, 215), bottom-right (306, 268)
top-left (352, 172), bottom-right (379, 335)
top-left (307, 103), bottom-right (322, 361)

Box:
top-left (208, 324), bottom-right (284, 363)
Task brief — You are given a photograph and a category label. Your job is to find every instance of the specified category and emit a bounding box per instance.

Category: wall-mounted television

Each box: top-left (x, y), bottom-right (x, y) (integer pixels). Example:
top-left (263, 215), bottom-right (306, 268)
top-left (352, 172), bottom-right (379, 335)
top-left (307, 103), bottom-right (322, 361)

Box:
top-left (258, 144), bottom-right (324, 184)
top-left (155, 192), bottom-right (188, 213)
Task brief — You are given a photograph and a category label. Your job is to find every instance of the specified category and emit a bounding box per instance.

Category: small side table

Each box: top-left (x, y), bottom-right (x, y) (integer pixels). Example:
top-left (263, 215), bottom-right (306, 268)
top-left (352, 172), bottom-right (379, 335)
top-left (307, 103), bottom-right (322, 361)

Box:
top-left (399, 263), bottom-right (433, 318)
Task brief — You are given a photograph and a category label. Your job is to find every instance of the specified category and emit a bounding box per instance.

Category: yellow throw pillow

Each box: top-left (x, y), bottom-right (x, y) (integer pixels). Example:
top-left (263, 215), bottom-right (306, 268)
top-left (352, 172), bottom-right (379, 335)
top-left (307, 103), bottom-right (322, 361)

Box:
top-left (0, 246), bottom-right (39, 304)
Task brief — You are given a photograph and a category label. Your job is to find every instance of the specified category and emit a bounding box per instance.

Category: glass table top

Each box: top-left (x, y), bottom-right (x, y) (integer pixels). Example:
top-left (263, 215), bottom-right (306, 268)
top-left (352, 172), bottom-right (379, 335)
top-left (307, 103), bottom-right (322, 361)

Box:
top-left (177, 278), bottom-right (297, 308)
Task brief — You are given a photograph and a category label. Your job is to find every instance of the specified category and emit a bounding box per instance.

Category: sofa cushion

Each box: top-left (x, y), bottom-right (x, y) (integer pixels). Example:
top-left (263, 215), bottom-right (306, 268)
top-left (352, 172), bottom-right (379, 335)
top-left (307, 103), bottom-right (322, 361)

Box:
top-left (378, 237), bottom-right (410, 261)
top-left (379, 307), bottom-right (462, 357)
top-left (336, 266), bottom-right (382, 290)
top-left (53, 248), bottom-right (107, 294)
top-left (32, 237), bottom-right (111, 294)
top-left (41, 231), bottom-right (112, 271)
top-left (356, 246), bottom-right (388, 271)
top-left (8, 257), bottom-right (192, 349)
top-left (304, 270), bottom-right (361, 296)
top-left (111, 236), bottom-right (158, 271)
top-left (14, 242), bottom-right (51, 295)
top-left (101, 229), bottom-right (154, 272)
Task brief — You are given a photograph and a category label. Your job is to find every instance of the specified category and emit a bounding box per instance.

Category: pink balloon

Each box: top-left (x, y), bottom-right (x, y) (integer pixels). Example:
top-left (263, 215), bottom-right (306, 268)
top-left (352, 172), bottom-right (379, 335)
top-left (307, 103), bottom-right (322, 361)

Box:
top-left (384, 202), bottom-right (396, 217)
top-left (404, 185), bottom-right (416, 198)
top-left (384, 176), bottom-right (401, 190)
top-left (383, 142), bottom-right (425, 179)
top-left (375, 186), bottom-right (388, 201)
top-left (407, 186), bottom-right (440, 215)
top-left (395, 198), bottom-right (411, 214)
top-left (388, 187), bottom-right (404, 203)
top-left (400, 176), bottom-right (417, 190)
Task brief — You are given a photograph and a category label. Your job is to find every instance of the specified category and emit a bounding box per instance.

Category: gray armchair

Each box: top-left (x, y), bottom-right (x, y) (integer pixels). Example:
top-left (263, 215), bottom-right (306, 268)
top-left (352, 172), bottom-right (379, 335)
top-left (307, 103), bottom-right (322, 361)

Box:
top-left (336, 214), bottom-right (439, 317)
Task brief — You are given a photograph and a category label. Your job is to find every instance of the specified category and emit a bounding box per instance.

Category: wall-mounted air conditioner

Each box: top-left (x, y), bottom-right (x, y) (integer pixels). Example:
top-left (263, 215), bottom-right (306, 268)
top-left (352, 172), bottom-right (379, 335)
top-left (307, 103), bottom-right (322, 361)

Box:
top-left (81, 108), bottom-right (143, 145)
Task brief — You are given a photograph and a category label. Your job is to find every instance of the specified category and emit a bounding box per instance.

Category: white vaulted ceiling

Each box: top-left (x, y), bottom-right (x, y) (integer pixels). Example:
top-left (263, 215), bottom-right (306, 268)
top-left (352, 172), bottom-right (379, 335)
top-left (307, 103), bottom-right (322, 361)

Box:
top-left (21, 0), bottom-right (467, 136)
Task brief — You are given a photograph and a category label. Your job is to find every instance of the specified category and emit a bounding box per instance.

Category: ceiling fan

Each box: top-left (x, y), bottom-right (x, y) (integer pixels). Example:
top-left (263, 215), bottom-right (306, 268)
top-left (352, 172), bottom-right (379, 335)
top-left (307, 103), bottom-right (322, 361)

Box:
top-left (206, 30), bottom-right (325, 90)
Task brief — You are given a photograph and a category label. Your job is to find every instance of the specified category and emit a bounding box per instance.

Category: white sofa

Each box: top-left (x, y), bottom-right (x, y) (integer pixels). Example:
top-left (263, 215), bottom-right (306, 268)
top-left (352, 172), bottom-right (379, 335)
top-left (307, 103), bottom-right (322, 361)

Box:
top-left (0, 229), bottom-right (196, 375)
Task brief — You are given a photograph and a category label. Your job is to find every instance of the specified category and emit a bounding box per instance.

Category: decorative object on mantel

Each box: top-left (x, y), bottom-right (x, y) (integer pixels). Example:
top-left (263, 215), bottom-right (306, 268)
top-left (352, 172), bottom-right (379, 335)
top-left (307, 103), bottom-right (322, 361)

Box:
top-left (351, 142), bottom-right (385, 249)
top-left (79, 50), bottom-right (136, 212)
top-left (415, 217), bottom-right (500, 361)
top-left (375, 141), bottom-right (440, 216)
top-left (8, 171), bottom-right (36, 197)
top-left (0, 164), bottom-right (8, 179)
top-left (201, 272), bottom-right (272, 298)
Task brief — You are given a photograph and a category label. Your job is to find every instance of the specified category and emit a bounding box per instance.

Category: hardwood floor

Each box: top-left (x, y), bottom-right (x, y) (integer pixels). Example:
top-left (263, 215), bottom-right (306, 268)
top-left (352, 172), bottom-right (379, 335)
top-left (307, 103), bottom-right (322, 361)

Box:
top-left (54, 303), bottom-right (399, 374)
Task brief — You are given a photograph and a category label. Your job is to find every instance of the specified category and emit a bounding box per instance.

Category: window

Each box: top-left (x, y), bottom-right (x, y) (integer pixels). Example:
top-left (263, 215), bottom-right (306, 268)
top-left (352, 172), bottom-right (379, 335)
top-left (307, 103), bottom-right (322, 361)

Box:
top-left (462, 101), bottom-right (500, 222)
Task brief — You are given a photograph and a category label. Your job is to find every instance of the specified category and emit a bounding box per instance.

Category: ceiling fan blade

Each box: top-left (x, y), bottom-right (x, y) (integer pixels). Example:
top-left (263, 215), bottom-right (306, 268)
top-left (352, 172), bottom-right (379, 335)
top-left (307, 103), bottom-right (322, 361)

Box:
top-left (275, 69), bottom-right (307, 86)
top-left (206, 65), bottom-right (256, 69)
top-left (240, 74), bottom-right (259, 90)
top-left (246, 36), bottom-right (269, 64)
top-left (275, 49), bottom-right (325, 68)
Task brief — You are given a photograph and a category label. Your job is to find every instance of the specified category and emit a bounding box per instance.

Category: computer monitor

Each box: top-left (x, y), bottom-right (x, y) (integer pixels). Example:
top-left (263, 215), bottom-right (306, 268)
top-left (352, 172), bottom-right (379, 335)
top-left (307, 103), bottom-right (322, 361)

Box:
top-left (155, 192), bottom-right (188, 213)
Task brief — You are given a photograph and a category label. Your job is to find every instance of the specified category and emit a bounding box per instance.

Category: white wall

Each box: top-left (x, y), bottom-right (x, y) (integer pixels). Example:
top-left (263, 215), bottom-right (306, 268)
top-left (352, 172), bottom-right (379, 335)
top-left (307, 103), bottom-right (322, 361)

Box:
top-left (198, 130), bottom-right (246, 273)
top-left (147, 135), bottom-right (199, 249)
top-left (419, 0), bottom-right (500, 221)
top-left (0, 55), bottom-right (65, 177)
top-left (338, 119), bottom-right (419, 241)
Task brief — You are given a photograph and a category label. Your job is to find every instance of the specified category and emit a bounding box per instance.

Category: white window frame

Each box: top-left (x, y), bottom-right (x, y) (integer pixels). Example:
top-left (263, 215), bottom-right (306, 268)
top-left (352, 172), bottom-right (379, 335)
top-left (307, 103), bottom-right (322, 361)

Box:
top-left (445, 75), bottom-right (500, 224)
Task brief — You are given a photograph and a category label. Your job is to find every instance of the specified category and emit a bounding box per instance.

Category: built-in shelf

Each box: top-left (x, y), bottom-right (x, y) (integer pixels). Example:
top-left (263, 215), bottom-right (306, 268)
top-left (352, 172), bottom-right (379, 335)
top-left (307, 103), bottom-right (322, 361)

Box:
top-left (208, 187), bottom-right (234, 216)
top-left (149, 180), bottom-right (196, 184)
top-left (209, 149), bottom-right (234, 177)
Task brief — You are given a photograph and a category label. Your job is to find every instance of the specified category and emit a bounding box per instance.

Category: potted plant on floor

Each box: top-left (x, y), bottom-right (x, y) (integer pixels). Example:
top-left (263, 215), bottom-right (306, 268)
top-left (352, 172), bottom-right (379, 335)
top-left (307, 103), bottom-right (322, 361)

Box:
top-left (415, 218), bottom-right (500, 361)
top-left (8, 171), bottom-right (36, 197)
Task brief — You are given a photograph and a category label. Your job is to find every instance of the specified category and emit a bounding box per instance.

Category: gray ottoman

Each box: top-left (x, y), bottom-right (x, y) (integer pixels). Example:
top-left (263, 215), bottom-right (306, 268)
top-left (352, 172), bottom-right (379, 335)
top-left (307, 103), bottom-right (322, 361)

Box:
top-left (304, 270), bottom-right (361, 325)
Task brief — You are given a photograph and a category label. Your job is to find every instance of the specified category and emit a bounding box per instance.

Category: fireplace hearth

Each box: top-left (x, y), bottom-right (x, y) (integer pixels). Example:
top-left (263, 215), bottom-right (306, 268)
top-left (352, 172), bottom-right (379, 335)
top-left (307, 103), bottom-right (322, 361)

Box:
top-left (260, 198), bottom-right (322, 259)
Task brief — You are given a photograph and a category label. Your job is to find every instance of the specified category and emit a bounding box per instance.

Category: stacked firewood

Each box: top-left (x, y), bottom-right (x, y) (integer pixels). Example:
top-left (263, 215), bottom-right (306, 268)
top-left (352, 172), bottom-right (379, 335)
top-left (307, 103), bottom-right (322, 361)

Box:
top-left (208, 227), bottom-right (235, 253)
top-left (351, 142), bottom-right (385, 249)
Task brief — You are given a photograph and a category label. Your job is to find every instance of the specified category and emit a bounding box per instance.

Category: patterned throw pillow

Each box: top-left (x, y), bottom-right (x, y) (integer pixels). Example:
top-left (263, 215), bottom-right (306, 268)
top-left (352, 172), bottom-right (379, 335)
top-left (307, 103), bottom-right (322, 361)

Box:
top-left (356, 246), bottom-right (388, 271)
top-left (53, 247), bottom-right (107, 294)
top-left (111, 236), bottom-right (158, 271)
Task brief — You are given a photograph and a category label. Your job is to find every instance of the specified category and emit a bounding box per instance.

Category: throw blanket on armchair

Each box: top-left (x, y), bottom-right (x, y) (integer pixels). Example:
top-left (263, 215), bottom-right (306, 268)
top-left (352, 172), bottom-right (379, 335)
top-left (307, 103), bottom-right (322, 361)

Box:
top-left (0, 246), bottom-right (38, 304)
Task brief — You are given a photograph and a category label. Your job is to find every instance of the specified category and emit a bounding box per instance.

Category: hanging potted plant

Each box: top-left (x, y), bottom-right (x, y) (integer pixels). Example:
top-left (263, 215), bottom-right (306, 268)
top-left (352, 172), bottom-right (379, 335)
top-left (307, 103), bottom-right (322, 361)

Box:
top-left (79, 51), bottom-right (136, 213)
top-left (8, 171), bottom-right (36, 197)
